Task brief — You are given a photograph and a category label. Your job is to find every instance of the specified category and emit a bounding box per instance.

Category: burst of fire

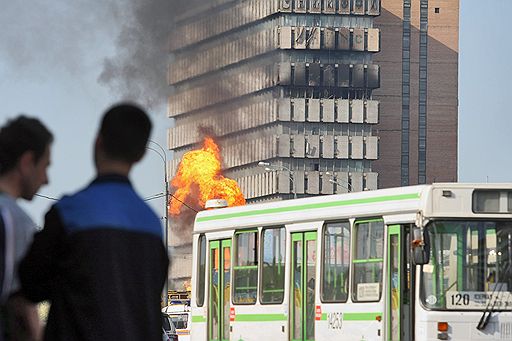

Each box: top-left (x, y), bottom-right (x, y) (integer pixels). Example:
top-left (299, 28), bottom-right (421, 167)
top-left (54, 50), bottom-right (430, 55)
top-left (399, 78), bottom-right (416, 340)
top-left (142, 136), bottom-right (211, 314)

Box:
top-left (170, 137), bottom-right (246, 216)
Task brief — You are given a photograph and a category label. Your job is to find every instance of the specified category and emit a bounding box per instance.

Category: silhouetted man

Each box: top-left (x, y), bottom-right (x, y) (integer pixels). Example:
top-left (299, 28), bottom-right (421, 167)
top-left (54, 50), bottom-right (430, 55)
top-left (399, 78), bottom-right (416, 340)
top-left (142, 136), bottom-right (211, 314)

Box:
top-left (20, 103), bottom-right (168, 341)
top-left (0, 116), bottom-right (53, 341)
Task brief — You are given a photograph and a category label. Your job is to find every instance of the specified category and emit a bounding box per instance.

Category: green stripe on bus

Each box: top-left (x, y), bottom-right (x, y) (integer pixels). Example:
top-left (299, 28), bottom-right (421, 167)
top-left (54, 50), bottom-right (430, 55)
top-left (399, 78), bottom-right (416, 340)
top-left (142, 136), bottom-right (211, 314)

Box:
top-left (234, 313), bottom-right (287, 322)
top-left (196, 193), bottom-right (420, 222)
top-left (319, 312), bottom-right (380, 321)
top-left (231, 311), bottom-right (381, 323)
top-left (192, 315), bottom-right (207, 323)
top-left (343, 312), bottom-right (382, 321)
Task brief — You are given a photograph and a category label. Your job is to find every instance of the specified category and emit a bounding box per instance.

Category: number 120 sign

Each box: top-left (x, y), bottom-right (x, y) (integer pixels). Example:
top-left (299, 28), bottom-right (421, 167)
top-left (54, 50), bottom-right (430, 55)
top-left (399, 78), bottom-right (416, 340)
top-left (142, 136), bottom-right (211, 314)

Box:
top-left (447, 291), bottom-right (512, 309)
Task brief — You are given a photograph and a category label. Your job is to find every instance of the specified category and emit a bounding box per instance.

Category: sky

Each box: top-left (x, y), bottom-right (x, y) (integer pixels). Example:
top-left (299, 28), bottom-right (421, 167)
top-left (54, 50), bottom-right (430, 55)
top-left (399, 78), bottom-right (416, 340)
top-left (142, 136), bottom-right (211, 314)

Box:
top-left (458, 0), bottom-right (512, 183)
top-left (0, 0), bottom-right (509, 226)
top-left (0, 0), bottom-right (172, 226)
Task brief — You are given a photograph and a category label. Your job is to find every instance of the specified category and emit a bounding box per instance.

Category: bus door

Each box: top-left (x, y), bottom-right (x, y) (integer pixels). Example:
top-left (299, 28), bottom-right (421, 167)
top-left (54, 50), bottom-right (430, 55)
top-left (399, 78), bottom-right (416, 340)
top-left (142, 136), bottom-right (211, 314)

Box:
top-left (208, 239), bottom-right (231, 341)
top-left (387, 225), bottom-right (413, 341)
top-left (290, 231), bottom-right (317, 341)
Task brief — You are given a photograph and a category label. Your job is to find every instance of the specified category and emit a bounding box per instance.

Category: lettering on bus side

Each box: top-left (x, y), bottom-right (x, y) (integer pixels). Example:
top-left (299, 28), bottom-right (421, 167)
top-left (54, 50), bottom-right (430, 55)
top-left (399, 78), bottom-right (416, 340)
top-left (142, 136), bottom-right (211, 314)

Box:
top-left (327, 312), bottom-right (343, 329)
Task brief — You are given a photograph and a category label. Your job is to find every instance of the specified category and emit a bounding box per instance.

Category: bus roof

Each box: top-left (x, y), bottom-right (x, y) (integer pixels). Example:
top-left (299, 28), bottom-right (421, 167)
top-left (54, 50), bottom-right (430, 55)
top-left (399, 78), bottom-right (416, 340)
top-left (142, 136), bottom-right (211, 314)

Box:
top-left (193, 183), bottom-right (512, 233)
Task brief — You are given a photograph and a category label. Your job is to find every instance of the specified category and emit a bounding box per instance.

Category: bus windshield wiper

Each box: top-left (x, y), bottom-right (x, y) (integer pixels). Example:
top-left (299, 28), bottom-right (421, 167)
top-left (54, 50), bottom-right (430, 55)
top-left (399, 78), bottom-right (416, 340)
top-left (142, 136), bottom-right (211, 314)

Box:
top-left (477, 263), bottom-right (510, 331)
top-left (476, 287), bottom-right (501, 330)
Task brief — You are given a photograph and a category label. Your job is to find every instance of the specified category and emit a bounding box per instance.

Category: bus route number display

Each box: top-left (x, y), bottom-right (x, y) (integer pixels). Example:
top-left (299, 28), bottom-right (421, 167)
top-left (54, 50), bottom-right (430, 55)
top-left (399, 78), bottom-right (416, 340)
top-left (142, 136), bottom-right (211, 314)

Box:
top-left (446, 291), bottom-right (512, 309)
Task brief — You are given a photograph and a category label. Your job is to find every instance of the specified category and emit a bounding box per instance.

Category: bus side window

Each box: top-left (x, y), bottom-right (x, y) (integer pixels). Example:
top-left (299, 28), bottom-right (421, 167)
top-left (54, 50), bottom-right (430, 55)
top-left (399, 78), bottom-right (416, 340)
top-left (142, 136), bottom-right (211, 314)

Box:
top-left (233, 230), bottom-right (258, 304)
top-left (321, 221), bottom-right (350, 303)
top-left (197, 234), bottom-right (206, 307)
top-left (261, 226), bottom-right (286, 304)
top-left (352, 219), bottom-right (384, 302)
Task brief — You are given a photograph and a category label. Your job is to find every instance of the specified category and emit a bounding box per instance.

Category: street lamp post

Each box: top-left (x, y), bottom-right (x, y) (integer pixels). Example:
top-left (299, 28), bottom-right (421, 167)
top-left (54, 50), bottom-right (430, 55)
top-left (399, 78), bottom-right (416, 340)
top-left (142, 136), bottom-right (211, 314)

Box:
top-left (147, 140), bottom-right (169, 307)
top-left (325, 171), bottom-right (352, 192)
top-left (258, 161), bottom-right (296, 199)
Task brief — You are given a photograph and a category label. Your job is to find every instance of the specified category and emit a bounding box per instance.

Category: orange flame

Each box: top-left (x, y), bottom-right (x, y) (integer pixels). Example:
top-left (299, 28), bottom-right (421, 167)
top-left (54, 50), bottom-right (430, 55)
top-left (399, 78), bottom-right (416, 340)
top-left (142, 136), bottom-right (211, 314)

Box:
top-left (170, 137), bottom-right (246, 216)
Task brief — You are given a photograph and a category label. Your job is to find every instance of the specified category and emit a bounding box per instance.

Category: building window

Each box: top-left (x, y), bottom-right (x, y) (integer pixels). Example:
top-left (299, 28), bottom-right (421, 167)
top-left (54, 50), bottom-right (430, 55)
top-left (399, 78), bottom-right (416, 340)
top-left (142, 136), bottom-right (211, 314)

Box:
top-left (435, 7), bottom-right (440, 13)
top-left (401, 0), bottom-right (412, 186)
top-left (418, 0), bottom-right (429, 184)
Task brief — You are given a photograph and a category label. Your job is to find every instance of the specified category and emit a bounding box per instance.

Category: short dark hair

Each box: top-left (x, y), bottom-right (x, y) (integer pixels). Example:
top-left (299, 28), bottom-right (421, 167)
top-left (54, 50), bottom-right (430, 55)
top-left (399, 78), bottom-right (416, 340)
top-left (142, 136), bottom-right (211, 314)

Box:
top-left (0, 116), bottom-right (53, 175)
top-left (99, 103), bottom-right (152, 163)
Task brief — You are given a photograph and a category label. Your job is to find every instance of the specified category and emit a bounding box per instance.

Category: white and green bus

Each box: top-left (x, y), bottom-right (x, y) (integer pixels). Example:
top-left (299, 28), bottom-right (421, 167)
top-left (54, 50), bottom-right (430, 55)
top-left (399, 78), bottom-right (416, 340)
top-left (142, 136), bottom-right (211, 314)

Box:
top-left (190, 183), bottom-right (512, 341)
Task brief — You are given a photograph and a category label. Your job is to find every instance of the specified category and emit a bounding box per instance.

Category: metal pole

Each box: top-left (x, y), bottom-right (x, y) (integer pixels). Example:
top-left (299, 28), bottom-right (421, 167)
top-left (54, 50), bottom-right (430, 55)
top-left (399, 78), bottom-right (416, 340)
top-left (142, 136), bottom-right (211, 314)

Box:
top-left (291, 172), bottom-right (296, 199)
top-left (281, 165), bottom-right (296, 199)
top-left (163, 161), bottom-right (169, 307)
top-left (148, 140), bottom-right (169, 307)
top-left (293, 180), bottom-right (297, 199)
top-left (258, 161), bottom-right (296, 199)
top-left (326, 172), bottom-right (351, 192)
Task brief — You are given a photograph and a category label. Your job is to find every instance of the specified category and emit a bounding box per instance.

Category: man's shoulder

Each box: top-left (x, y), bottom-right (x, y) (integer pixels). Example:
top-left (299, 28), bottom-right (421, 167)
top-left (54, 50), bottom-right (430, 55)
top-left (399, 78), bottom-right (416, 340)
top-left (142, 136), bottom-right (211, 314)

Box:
top-left (0, 193), bottom-right (17, 209)
top-left (55, 182), bottom-right (162, 237)
top-left (57, 181), bottom-right (150, 211)
top-left (0, 194), bottom-right (35, 230)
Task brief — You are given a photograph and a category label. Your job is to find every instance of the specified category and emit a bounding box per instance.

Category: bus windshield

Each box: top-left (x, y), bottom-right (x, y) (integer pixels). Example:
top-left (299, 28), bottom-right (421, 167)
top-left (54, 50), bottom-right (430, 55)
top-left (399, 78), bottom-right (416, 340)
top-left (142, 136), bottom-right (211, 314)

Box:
top-left (421, 220), bottom-right (512, 311)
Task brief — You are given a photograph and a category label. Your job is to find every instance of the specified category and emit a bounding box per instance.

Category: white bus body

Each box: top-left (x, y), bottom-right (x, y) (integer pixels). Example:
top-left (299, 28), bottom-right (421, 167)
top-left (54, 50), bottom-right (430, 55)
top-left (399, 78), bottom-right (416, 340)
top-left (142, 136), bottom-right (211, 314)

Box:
top-left (190, 184), bottom-right (512, 340)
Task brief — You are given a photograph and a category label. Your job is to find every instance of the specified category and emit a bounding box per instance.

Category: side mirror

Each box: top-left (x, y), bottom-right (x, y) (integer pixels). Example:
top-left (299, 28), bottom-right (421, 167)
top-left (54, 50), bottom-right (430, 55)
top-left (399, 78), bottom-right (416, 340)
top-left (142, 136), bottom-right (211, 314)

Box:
top-left (411, 226), bottom-right (430, 265)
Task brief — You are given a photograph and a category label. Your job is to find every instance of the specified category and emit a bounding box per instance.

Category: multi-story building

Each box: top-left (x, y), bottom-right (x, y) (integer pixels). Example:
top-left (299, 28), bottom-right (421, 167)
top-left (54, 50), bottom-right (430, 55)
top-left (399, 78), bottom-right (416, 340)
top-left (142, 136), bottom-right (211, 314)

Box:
top-left (372, 0), bottom-right (458, 187)
top-left (166, 0), bottom-right (458, 289)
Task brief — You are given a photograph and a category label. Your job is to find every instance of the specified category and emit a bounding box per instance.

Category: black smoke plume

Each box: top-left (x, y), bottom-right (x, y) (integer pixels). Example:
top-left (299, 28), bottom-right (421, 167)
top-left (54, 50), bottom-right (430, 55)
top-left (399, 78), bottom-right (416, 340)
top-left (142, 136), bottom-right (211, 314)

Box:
top-left (98, 0), bottom-right (179, 110)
